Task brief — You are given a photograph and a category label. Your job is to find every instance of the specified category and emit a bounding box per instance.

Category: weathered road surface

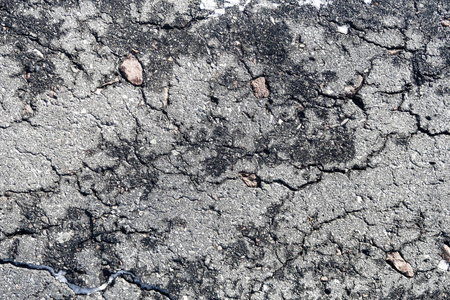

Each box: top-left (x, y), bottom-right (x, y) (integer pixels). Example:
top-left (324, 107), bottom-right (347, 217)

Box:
top-left (0, 0), bottom-right (449, 299)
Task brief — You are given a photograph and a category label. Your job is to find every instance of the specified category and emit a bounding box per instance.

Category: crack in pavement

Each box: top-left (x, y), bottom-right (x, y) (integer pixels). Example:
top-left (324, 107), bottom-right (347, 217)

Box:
top-left (0, 258), bottom-right (176, 299)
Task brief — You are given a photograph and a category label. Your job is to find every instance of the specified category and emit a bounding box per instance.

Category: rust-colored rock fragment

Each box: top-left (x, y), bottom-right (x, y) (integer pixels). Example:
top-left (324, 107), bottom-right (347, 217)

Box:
top-left (443, 245), bottom-right (450, 262)
top-left (251, 77), bottom-right (269, 98)
top-left (386, 252), bottom-right (414, 278)
top-left (119, 54), bottom-right (143, 86)
top-left (239, 172), bottom-right (260, 188)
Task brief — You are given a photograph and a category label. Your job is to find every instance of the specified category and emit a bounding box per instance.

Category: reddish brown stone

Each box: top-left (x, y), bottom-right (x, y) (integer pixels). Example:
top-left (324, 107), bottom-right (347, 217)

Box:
top-left (251, 77), bottom-right (269, 98)
top-left (119, 54), bottom-right (143, 86)
top-left (443, 245), bottom-right (450, 262)
top-left (386, 252), bottom-right (414, 278)
top-left (239, 172), bottom-right (260, 188)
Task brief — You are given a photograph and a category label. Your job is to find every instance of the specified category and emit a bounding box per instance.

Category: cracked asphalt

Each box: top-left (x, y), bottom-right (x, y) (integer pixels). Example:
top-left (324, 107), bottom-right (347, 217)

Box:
top-left (0, 0), bottom-right (449, 299)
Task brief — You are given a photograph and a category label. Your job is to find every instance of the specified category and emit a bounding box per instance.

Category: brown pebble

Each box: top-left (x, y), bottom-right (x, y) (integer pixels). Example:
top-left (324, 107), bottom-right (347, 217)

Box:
top-left (22, 104), bottom-right (34, 116)
top-left (251, 77), bottom-right (270, 98)
top-left (386, 252), bottom-right (414, 278)
top-left (442, 20), bottom-right (450, 27)
top-left (443, 245), bottom-right (450, 262)
top-left (119, 54), bottom-right (143, 86)
top-left (239, 172), bottom-right (260, 188)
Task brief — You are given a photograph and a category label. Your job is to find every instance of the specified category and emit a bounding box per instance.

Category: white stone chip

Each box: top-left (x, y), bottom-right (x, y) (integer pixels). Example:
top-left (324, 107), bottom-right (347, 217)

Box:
top-left (337, 25), bottom-right (349, 34)
top-left (438, 260), bottom-right (450, 271)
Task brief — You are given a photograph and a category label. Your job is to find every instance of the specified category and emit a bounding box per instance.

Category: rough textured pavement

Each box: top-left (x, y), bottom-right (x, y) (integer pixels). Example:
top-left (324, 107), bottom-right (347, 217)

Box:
top-left (0, 0), bottom-right (449, 299)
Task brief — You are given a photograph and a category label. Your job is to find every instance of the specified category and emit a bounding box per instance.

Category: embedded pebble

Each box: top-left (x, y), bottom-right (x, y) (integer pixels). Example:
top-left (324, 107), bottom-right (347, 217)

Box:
top-left (119, 54), bottom-right (143, 86)
top-left (386, 252), bottom-right (414, 277)
top-left (443, 245), bottom-right (450, 262)
top-left (438, 260), bottom-right (449, 271)
top-left (239, 172), bottom-right (260, 187)
top-left (337, 25), bottom-right (349, 34)
top-left (251, 77), bottom-right (270, 98)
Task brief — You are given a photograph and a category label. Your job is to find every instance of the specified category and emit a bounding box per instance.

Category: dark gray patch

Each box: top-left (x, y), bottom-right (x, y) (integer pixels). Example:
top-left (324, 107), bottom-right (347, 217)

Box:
top-left (44, 208), bottom-right (93, 285)
top-left (223, 239), bottom-right (250, 268)
top-left (15, 196), bottom-right (49, 234)
top-left (16, 51), bottom-right (63, 95)
top-left (322, 70), bottom-right (338, 82)
top-left (43, 208), bottom-right (122, 285)
top-left (270, 64), bottom-right (320, 100)
top-left (321, 0), bottom-right (413, 31)
top-left (260, 122), bottom-right (355, 167)
top-left (439, 46), bottom-right (450, 65)
top-left (1, 11), bottom-right (64, 95)
top-left (203, 12), bottom-right (292, 64)
top-left (167, 258), bottom-right (219, 299)
top-left (141, 236), bottom-right (161, 250)
top-left (85, 141), bottom-right (159, 200)
top-left (3, 11), bottom-right (63, 47)
top-left (394, 135), bottom-right (409, 146)
top-left (203, 154), bottom-right (230, 177)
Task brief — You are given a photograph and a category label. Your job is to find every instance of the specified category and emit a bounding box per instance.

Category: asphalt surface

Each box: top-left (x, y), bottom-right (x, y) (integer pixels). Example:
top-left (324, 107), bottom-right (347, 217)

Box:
top-left (0, 0), bottom-right (449, 299)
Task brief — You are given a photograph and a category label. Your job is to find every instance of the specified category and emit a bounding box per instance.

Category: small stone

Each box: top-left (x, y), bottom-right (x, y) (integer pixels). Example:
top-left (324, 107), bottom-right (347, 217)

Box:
top-left (443, 245), bottom-right (450, 262)
top-left (388, 49), bottom-right (401, 55)
top-left (386, 252), bottom-right (414, 278)
top-left (23, 104), bottom-right (33, 115)
top-left (32, 49), bottom-right (44, 58)
top-left (251, 77), bottom-right (270, 98)
top-left (320, 276), bottom-right (328, 282)
top-left (337, 25), bottom-right (349, 34)
top-left (119, 54), bottom-right (143, 86)
top-left (239, 172), bottom-right (260, 188)
top-left (438, 260), bottom-right (450, 271)
top-left (442, 20), bottom-right (450, 27)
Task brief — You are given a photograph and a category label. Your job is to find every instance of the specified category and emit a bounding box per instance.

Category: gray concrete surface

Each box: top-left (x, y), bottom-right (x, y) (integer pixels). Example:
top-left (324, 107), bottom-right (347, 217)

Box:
top-left (0, 0), bottom-right (449, 299)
